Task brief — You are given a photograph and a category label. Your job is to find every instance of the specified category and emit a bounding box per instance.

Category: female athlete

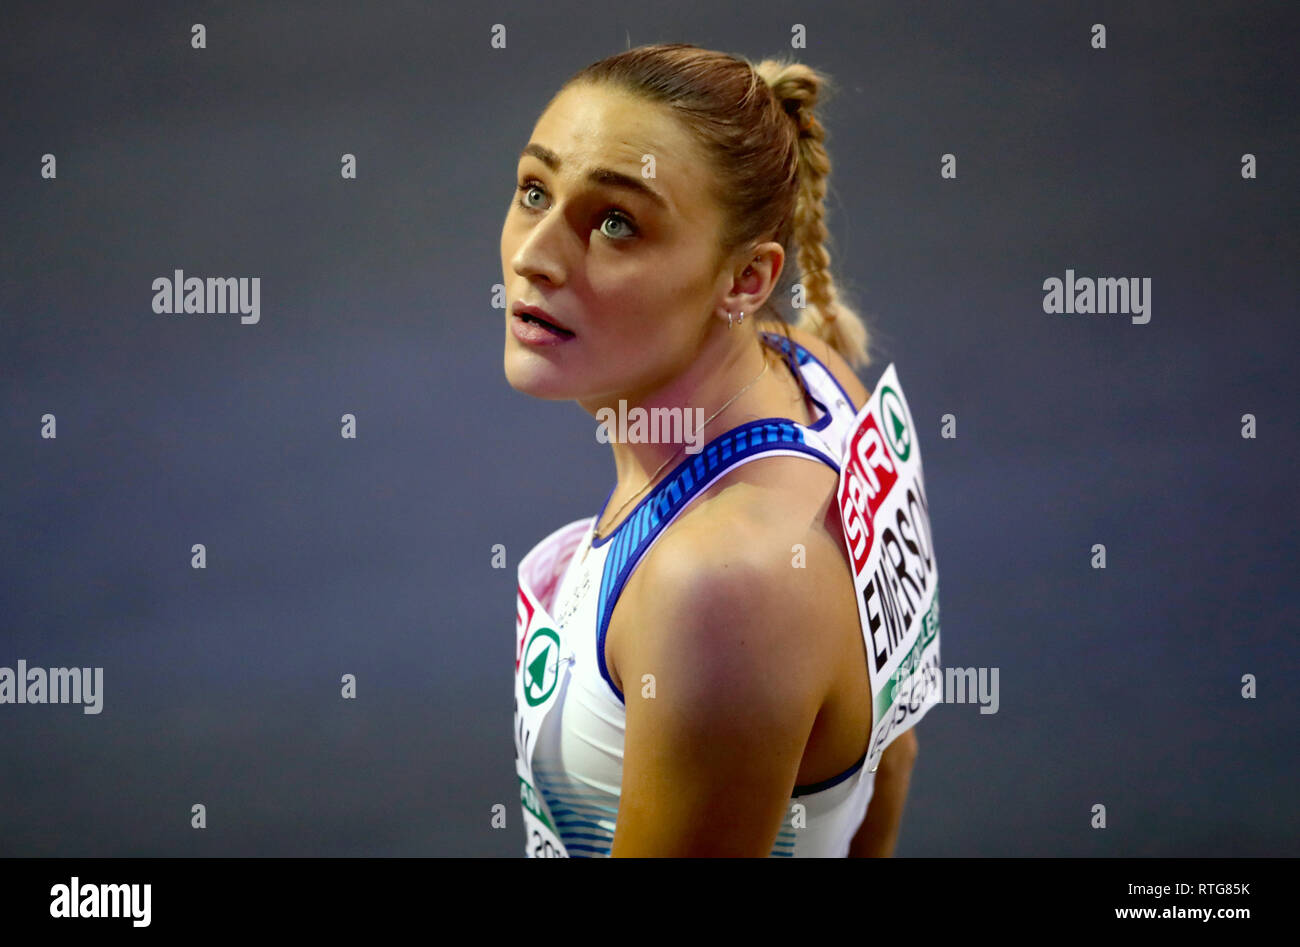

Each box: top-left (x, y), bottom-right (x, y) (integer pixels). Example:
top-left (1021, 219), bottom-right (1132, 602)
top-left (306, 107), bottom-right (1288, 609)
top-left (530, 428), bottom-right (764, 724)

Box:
top-left (504, 43), bottom-right (923, 857)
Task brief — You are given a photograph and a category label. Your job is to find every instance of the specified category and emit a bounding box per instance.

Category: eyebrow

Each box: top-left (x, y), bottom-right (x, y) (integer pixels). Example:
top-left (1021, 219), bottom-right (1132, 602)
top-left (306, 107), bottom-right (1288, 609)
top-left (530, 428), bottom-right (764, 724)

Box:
top-left (520, 143), bottom-right (669, 211)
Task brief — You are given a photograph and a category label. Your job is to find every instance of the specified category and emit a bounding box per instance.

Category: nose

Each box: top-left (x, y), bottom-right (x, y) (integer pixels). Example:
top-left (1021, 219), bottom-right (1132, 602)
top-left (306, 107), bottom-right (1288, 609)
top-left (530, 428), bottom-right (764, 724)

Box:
top-left (509, 206), bottom-right (567, 287)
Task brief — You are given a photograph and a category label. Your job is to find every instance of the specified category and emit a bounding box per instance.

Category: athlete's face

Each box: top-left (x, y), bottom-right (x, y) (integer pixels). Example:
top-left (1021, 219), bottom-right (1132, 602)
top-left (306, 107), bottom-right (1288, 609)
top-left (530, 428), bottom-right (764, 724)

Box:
top-left (501, 82), bottom-right (734, 403)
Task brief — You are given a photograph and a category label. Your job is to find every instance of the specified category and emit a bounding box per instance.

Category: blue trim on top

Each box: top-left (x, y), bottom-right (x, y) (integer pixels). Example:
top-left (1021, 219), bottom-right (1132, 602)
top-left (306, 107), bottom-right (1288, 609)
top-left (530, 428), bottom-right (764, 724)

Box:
top-left (760, 330), bottom-right (835, 432)
top-left (806, 394), bottom-right (834, 432)
top-left (590, 417), bottom-right (837, 550)
top-left (591, 417), bottom-right (839, 703)
top-left (759, 330), bottom-right (858, 414)
top-left (590, 337), bottom-right (840, 548)
top-left (791, 749), bottom-right (869, 797)
top-left (761, 330), bottom-right (814, 366)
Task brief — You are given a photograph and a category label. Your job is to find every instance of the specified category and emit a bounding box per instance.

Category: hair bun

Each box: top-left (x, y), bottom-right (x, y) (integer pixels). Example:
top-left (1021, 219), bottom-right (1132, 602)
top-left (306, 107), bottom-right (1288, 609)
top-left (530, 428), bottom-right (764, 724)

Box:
top-left (755, 60), bottom-right (817, 135)
top-left (783, 96), bottom-right (814, 134)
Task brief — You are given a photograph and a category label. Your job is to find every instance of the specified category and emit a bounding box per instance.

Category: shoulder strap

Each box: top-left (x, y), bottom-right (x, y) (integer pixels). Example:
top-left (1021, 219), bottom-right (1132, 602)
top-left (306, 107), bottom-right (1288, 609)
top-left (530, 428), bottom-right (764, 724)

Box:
top-left (593, 416), bottom-right (840, 702)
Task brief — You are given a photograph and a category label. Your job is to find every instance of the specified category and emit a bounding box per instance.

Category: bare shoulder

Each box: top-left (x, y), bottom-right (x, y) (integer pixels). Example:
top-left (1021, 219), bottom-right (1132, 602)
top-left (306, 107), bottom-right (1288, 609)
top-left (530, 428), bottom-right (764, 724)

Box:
top-left (607, 486), bottom-right (841, 854)
top-left (611, 461), bottom-right (851, 694)
top-left (616, 494), bottom-right (836, 709)
top-left (776, 322), bottom-right (871, 409)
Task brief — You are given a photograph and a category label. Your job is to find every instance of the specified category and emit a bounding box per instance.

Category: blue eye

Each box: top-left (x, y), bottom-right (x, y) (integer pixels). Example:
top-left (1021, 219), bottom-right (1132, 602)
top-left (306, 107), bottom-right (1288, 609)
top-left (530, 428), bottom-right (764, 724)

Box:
top-left (515, 179), bottom-right (639, 239)
top-left (599, 212), bottom-right (636, 239)
top-left (517, 182), bottom-right (545, 210)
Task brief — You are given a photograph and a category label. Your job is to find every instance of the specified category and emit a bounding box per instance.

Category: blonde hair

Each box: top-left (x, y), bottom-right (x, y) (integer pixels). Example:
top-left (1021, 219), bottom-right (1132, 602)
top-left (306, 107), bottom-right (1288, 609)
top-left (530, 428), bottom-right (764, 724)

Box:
top-left (752, 56), bottom-right (871, 369)
top-left (564, 43), bottom-right (873, 369)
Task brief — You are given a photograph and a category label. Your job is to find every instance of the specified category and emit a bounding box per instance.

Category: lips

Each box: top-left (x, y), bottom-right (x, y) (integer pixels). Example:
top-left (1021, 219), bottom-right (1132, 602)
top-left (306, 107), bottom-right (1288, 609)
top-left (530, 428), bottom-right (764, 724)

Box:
top-left (511, 302), bottom-right (574, 337)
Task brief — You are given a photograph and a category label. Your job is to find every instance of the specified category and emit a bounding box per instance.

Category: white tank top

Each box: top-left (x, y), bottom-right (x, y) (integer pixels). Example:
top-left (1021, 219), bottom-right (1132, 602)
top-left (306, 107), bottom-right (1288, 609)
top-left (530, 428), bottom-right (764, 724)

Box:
top-left (519, 331), bottom-right (879, 856)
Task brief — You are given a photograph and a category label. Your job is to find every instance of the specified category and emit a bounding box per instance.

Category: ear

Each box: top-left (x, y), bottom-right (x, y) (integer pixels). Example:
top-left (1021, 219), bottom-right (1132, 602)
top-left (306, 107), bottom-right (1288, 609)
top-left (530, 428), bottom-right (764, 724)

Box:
top-left (717, 241), bottom-right (785, 320)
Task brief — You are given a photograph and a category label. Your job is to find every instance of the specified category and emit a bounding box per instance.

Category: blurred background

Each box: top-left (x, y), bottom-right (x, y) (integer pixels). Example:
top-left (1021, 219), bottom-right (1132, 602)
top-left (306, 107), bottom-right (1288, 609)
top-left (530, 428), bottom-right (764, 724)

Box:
top-left (1, 0), bottom-right (1296, 855)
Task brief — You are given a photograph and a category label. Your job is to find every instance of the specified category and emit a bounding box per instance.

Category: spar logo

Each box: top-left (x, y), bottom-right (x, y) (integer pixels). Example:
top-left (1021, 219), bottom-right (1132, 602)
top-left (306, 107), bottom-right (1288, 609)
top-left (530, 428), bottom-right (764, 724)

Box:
top-left (839, 408), bottom-right (899, 574)
top-left (878, 385), bottom-right (910, 462)
top-left (522, 627), bottom-right (562, 707)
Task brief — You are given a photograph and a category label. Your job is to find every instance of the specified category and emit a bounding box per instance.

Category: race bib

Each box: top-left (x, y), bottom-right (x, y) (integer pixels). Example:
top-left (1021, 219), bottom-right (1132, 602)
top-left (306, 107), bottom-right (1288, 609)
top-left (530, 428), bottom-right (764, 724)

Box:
top-left (835, 364), bottom-right (941, 773)
top-left (513, 518), bottom-right (592, 858)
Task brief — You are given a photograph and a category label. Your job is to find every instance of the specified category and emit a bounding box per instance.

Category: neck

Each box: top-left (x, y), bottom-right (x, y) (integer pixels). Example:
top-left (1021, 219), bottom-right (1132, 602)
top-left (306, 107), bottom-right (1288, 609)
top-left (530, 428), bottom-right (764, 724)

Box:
top-left (576, 324), bottom-right (806, 527)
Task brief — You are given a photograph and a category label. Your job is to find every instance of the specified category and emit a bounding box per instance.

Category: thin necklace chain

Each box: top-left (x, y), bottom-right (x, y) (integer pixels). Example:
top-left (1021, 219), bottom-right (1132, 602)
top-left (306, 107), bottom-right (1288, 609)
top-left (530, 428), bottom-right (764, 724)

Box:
top-left (591, 355), bottom-right (770, 541)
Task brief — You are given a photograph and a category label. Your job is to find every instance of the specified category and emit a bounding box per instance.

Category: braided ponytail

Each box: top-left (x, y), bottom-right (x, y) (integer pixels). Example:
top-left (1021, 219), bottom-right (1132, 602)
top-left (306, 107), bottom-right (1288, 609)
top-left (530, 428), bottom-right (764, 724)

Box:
top-left (754, 58), bottom-right (871, 369)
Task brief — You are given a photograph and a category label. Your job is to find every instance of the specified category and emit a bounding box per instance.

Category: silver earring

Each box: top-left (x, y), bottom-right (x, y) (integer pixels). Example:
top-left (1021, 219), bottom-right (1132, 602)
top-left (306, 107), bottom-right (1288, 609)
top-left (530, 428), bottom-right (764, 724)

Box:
top-left (727, 311), bottom-right (734, 328)
top-left (738, 310), bottom-right (745, 325)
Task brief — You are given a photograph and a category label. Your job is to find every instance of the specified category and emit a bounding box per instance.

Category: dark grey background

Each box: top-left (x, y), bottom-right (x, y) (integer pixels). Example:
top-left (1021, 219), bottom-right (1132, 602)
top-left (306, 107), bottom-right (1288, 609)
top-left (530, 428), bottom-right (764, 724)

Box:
top-left (1, 1), bottom-right (1296, 856)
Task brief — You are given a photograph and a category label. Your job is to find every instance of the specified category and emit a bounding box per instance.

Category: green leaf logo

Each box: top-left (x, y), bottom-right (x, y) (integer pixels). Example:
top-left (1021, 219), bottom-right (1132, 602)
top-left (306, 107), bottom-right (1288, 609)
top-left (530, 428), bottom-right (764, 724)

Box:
top-left (523, 627), bottom-right (562, 707)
